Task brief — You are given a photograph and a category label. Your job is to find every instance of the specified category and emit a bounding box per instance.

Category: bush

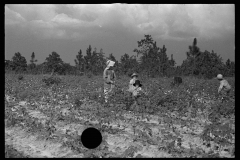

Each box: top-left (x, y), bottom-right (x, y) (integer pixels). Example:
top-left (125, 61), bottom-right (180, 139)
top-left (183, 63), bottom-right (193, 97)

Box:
top-left (86, 72), bottom-right (93, 78)
top-left (18, 75), bottom-right (24, 80)
top-left (74, 98), bottom-right (83, 109)
top-left (18, 90), bottom-right (29, 101)
top-left (42, 76), bottom-right (61, 86)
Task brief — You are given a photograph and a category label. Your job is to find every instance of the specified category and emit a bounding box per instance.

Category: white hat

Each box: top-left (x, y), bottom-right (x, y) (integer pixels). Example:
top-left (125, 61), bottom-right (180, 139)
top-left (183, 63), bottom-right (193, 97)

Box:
top-left (106, 60), bottom-right (115, 69)
top-left (131, 73), bottom-right (138, 77)
top-left (217, 74), bottom-right (223, 79)
top-left (106, 60), bottom-right (111, 66)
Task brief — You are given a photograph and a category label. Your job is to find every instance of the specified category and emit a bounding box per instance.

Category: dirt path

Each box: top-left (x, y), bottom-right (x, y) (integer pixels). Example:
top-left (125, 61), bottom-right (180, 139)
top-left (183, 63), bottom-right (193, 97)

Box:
top-left (5, 100), bottom-right (234, 158)
top-left (5, 127), bottom-right (84, 158)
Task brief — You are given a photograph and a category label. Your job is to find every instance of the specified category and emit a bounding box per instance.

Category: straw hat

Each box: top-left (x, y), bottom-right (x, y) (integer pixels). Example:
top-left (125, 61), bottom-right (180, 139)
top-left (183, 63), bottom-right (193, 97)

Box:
top-left (131, 73), bottom-right (138, 78)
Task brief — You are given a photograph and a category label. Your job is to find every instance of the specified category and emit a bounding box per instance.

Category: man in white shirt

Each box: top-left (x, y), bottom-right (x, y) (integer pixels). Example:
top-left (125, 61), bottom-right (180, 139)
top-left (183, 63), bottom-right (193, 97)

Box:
top-left (217, 74), bottom-right (231, 101)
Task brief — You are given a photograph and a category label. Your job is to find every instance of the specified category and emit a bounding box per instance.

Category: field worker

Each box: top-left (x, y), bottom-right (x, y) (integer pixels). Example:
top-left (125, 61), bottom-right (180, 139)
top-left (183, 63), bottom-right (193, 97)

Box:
top-left (132, 80), bottom-right (144, 97)
top-left (217, 74), bottom-right (231, 99)
top-left (131, 80), bottom-right (147, 105)
top-left (128, 73), bottom-right (138, 93)
top-left (103, 60), bottom-right (116, 102)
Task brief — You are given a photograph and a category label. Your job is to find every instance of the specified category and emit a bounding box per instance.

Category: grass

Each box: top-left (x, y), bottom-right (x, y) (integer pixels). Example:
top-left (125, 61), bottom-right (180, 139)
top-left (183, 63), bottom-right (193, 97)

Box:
top-left (5, 73), bottom-right (235, 158)
top-left (5, 145), bottom-right (30, 158)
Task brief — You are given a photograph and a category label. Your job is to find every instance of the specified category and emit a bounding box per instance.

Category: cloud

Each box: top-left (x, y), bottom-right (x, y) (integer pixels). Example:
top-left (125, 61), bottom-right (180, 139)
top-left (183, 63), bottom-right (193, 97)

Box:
top-left (137, 23), bottom-right (154, 31)
top-left (185, 4), bottom-right (235, 39)
top-left (51, 13), bottom-right (82, 27)
top-left (5, 4), bottom-right (234, 40)
top-left (6, 4), bottom-right (57, 21)
top-left (5, 6), bottom-right (26, 25)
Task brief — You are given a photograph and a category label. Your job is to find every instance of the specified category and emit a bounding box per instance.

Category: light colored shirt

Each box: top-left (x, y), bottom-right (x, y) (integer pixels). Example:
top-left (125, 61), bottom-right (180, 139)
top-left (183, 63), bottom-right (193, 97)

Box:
top-left (103, 68), bottom-right (116, 87)
top-left (128, 78), bottom-right (137, 92)
top-left (132, 86), bottom-right (143, 97)
top-left (218, 79), bottom-right (231, 93)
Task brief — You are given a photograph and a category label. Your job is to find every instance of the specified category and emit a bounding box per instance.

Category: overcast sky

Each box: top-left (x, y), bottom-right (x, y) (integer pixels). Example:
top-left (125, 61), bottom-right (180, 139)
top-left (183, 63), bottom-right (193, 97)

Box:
top-left (5, 4), bottom-right (235, 66)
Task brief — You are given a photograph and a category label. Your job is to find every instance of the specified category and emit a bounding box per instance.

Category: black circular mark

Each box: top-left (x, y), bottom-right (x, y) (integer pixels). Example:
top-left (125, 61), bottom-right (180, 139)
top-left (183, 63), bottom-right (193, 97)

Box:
top-left (81, 127), bottom-right (102, 149)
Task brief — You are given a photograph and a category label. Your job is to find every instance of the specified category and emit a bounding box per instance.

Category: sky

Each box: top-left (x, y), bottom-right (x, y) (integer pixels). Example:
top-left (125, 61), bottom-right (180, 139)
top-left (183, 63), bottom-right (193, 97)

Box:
top-left (5, 4), bottom-right (235, 66)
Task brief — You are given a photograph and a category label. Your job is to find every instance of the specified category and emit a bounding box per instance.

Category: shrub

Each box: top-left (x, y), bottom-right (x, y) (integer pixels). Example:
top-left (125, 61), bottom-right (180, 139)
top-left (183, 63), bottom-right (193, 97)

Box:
top-left (18, 75), bottom-right (24, 80)
top-left (86, 72), bottom-right (93, 78)
top-left (18, 90), bottom-right (29, 101)
top-left (171, 77), bottom-right (182, 87)
top-left (42, 76), bottom-right (61, 86)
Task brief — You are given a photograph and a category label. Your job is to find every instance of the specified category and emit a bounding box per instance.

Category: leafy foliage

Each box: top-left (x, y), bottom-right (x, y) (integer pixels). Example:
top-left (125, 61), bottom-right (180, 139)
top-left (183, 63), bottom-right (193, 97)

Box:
top-left (5, 74), bottom-right (235, 158)
top-left (18, 75), bottom-right (24, 80)
top-left (42, 76), bottom-right (62, 86)
top-left (75, 49), bottom-right (85, 73)
top-left (28, 52), bottom-right (38, 72)
top-left (11, 52), bottom-right (28, 73)
top-left (45, 52), bottom-right (64, 75)
top-left (181, 39), bottom-right (228, 79)
top-left (5, 34), bottom-right (234, 79)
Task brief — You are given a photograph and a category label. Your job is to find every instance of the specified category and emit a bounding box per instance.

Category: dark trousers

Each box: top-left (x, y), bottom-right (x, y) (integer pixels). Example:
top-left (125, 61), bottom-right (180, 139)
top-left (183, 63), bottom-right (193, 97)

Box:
top-left (220, 89), bottom-right (231, 102)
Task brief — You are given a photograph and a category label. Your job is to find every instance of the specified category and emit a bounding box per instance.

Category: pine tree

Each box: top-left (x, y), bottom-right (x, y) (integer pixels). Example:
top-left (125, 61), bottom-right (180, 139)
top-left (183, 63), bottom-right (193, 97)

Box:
top-left (45, 51), bottom-right (64, 75)
top-left (84, 45), bottom-right (92, 73)
top-left (12, 52), bottom-right (28, 73)
top-left (29, 52), bottom-right (38, 71)
top-left (158, 45), bottom-right (169, 77)
top-left (226, 59), bottom-right (231, 69)
top-left (134, 35), bottom-right (157, 77)
top-left (97, 48), bottom-right (106, 74)
top-left (74, 49), bottom-right (85, 73)
top-left (186, 38), bottom-right (201, 75)
top-left (120, 53), bottom-right (130, 75)
top-left (169, 54), bottom-right (176, 67)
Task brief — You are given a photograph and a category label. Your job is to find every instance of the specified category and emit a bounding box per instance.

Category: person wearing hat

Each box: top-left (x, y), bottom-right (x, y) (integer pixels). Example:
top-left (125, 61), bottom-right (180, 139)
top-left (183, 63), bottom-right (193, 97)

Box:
top-left (217, 74), bottom-right (231, 100)
top-left (128, 73), bottom-right (138, 93)
top-left (103, 60), bottom-right (116, 102)
top-left (131, 79), bottom-right (148, 107)
top-left (132, 80), bottom-right (143, 97)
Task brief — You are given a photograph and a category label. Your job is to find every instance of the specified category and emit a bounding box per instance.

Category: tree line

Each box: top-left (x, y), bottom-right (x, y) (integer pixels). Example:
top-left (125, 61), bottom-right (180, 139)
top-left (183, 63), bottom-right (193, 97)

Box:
top-left (5, 35), bottom-right (235, 79)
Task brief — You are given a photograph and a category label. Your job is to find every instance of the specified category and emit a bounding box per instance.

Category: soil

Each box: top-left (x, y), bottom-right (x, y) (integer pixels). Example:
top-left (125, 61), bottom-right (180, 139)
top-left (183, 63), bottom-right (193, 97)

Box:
top-left (5, 99), bottom-right (234, 158)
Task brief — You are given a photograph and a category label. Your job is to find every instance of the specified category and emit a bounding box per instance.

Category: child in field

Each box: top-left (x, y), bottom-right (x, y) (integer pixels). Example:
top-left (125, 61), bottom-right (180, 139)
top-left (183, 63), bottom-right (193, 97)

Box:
top-left (217, 74), bottom-right (231, 100)
top-left (131, 80), bottom-right (147, 105)
top-left (128, 73), bottom-right (138, 93)
top-left (130, 80), bottom-right (149, 117)
top-left (103, 60), bottom-right (116, 102)
top-left (132, 80), bottom-right (143, 97)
